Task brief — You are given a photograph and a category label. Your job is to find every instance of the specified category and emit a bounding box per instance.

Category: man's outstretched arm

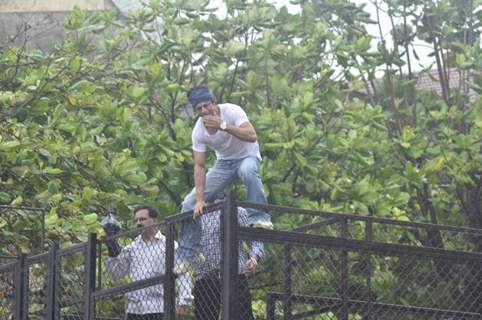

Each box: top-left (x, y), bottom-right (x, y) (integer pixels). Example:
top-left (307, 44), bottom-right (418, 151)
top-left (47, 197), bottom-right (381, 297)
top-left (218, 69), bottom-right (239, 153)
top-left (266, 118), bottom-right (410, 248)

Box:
top-left (193, 150), bottom-right (207, 217)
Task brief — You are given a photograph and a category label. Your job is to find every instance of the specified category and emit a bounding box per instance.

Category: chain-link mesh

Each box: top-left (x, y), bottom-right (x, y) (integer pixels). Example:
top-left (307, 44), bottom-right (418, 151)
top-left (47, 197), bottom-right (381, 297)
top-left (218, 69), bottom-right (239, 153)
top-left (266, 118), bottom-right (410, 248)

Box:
top-left (188, 205), bottom-right (260, 320)
top-left (2, 200), bottom-right (482, 320)
top-left (26, 257), bottom-right (48, 319)
top-left (0, 257), bottom-right (16, 319)
top-left (96, 220), bottom-right (194, 319)
top-left (57, 246), bottom-right (86, 319)
top-left (237, 207), bottom-right (482, 320)
top-left (239, 240), bottom-right (482, 319)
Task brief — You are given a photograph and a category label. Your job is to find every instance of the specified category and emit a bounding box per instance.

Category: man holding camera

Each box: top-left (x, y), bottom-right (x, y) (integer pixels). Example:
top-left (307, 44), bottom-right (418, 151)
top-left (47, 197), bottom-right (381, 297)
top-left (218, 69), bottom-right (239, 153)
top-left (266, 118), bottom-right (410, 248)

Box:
top-left (104, 205), bottom-right (192, 320)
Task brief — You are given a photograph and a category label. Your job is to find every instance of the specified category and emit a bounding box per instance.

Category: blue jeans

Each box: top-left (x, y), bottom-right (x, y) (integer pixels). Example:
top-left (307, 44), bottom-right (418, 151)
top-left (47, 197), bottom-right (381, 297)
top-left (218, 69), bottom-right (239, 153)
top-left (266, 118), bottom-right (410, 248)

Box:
top-left (177, 157), bottom-right (270, 261)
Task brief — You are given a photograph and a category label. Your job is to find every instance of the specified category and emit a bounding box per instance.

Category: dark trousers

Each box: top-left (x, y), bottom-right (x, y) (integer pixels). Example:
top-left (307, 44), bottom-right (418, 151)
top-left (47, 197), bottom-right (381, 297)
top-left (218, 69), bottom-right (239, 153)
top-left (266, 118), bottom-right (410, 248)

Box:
top-left (194, 273), bottom-right (254, 320)
top-left (127, 313), bottom-right (163, 320)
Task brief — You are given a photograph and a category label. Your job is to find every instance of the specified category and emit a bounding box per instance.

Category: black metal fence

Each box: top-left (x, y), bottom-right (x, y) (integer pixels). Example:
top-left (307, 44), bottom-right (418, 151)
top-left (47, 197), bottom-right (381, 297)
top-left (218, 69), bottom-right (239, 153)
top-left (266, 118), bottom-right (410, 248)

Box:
top-left (1, 193), bottom-right (482, 319)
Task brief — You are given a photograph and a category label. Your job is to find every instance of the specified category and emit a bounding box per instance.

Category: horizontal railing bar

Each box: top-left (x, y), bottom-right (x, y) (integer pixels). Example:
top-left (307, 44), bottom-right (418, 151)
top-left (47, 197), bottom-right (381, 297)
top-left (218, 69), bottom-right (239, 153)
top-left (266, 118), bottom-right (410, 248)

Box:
top-left (61, 317), bottom-right (121, 320)
top-left (57, 242), bottom-right (87, 257)
top-left (0, 205), bottom-right (45, 212)
top-left (0, 255), bottom-right (18, 259)
top-left (293, 218), bottom-right (340, 232)
top-left (162, 203), bottom-right (222, 224)
top-left (100, 224), bottom-right (160, 242)
top-left (100, 204), bottom-right (223, 242)
top-left (268, 292), bottom-right (481, 318)
top-left (93, 274), bottom-right (166, 300)
top-left (238, 201), bottom-right (482, 235)
top-left (26, 252), bottom-right (49, 264)
top-left (292, 304), bottom-right (341, 320)
top-left (0, 261), bottom-right (16, 272)
top-left (238, 227), bottom-right (482, 262)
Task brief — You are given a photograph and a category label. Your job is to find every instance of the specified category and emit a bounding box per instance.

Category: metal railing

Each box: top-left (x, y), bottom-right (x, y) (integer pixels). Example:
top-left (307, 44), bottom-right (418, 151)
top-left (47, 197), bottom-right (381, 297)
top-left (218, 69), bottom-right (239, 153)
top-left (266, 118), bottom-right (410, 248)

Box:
top-left (1, 193), bottom-right (481, 319)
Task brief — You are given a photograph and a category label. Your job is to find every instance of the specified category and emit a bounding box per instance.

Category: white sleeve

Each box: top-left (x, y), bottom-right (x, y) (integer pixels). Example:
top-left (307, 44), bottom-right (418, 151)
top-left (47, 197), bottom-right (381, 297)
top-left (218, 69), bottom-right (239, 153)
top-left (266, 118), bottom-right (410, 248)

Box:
top-left (229, 105), bottom-right (249, 127)
top-left (176, 273), bottom-right (193, 306)
top-left (106, 246), bottom-right (131, 280)
top-left (192, 124), bottom-right (206, 153)
top-left (174, 240), bottom-right (193, 305)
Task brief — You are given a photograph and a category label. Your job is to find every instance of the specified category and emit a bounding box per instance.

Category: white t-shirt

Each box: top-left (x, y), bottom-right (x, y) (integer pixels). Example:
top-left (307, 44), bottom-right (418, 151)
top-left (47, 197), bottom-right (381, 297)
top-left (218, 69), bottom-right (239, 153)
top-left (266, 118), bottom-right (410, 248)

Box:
top-left (192, 103), bottom-right (261, 160)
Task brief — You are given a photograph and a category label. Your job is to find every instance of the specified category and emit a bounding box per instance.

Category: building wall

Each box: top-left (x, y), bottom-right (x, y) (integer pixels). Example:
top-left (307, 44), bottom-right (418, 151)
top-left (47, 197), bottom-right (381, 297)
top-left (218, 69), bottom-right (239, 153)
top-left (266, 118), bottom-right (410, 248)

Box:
top-left (0, 0), bottom-right (113, 12)
top-left (0, 0), bottom-right (115, 51)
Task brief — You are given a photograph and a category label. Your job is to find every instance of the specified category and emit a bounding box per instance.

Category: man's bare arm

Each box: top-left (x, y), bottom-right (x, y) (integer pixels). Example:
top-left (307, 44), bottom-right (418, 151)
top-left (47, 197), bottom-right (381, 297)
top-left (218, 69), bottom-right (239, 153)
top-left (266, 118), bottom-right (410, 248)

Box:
top-left (203, 116), bottom-right (257, 142)
top-left (193, 151), bottom-right (207, 217)
top-left (225, 121), bottom-right (257, 142)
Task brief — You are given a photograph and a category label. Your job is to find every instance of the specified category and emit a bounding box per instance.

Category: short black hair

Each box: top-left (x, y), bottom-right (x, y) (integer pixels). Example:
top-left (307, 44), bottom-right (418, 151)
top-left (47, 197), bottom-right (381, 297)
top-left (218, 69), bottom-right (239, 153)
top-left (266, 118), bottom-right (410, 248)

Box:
top-left (133, 205), bottom-right (158, 219)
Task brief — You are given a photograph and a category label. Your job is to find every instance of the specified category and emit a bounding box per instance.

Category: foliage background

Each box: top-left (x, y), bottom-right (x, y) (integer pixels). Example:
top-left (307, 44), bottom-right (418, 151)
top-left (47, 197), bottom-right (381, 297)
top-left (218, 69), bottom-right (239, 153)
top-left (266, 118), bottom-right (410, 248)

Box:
top-left (0, 0), bottom-right (481, 256)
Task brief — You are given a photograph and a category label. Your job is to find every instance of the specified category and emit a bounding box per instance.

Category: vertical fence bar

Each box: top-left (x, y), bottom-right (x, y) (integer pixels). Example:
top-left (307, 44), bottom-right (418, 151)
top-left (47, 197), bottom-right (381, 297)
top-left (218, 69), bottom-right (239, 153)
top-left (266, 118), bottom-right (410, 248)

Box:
top-left (221, 191), bottom-right (239, 320)
top-left (41, 209), bottom-right (45, 252)
top-left (45, 244), bottom-right (58, 320)
top-left (14, 254), bottom-right (27, 320)
top-left (97, 242), bottom-right (102, 290)
top-left (340, 218), bottom-right (349, 320)
top-left (266, 292), bottom-right (275, 320)
top-left (283, 244), bottom-right (293, 320)
top-left (164, 222), bottom-right (176, 320)
top-left (365, 220), bottom-right (373, 319)
top-left (84, 233), bottom-right (97, 320)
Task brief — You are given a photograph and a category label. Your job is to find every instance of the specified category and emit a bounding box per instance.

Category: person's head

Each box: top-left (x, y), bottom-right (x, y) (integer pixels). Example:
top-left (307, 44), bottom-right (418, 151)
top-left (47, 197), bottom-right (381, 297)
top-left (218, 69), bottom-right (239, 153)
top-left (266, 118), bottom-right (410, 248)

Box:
top-left (133, 205), bottom-right (158, 237)
top-left (188, 86), bottom-right (217, 116)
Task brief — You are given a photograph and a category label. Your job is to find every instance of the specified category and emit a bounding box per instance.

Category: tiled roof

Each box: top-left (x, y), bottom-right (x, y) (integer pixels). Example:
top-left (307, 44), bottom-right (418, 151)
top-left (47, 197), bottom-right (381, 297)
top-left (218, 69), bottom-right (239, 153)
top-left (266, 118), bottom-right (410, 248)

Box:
top-left (415, 68), bottom-right (477, 102)
top-left (351, 68), bottom-right (478, 103)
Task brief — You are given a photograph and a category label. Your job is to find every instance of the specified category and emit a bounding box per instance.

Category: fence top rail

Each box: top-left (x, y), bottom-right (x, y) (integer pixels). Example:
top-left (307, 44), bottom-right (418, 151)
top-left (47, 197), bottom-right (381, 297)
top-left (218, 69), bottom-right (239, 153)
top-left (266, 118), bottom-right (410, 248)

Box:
top-left (57, 242), bottom-right (87, 257)
top-left (238, 227), bottom-right (482, 262)
top-left (0, 255), bottom-right (18, 259)
top-left (238, 201), bottom-right (482, 235)
top-left (0, 205), bottom-right (45, 212)
top-left (26, 251), bottom-right (49, 264)
top-left (0, 260), bottom-right (16, 272)
top-left (162, 202), bottom-right (222, 224)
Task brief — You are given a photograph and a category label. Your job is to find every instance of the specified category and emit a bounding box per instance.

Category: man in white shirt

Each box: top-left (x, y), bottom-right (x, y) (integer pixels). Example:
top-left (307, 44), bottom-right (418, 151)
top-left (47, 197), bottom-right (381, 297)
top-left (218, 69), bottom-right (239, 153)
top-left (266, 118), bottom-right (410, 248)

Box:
top-left (194, 194), bottom-right (265, 320)
top-left (106, 205), bottom-right (192, 319)
top-left (176, 86), bottom-right (272, 271)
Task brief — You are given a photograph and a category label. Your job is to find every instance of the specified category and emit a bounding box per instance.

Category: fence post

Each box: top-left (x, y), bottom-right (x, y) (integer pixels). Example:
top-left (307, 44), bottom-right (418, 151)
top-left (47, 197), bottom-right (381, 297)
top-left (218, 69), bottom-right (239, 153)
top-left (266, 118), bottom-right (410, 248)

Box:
top-left (365, 220), bottom-right (373, 319)
top-left (283, 244), bottom-right (292, 320)
top-left (164, 222), bottom-right (176, 320)
top-left (340, 218), bottom-right (349, 320)
top-left (97, 242), bottom-right (102, 291)
top-left (45, 244), bottom-right (59, 320)
top-left (266, 292), bottom-right (275, 320)
top-left (14, 254), bottom-right (27, 320)
top-left (221, 191), bottom-right (239, 320)
top-left (41, 209), bottom-right (46, 252)
top-left (84, 233), bottom-right (97, 320)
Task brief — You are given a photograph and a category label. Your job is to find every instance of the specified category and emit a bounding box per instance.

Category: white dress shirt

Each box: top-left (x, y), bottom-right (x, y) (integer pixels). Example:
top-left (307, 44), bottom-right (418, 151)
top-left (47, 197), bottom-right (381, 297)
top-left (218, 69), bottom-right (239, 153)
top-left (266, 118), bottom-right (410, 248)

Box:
top-left (106, 231), bottom-right (192, 314)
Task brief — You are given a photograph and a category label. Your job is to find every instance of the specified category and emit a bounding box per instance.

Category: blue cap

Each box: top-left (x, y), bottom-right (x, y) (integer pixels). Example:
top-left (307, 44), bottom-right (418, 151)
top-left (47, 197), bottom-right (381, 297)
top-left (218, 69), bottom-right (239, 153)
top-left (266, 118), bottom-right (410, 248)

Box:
top-left (188, 87), bottom-right (215, 108)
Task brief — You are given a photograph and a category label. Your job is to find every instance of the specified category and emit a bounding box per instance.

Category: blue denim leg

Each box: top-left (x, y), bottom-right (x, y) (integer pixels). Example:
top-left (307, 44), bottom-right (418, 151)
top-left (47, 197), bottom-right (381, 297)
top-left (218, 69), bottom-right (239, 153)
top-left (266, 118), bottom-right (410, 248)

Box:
top-left (177, 160), bottom-right (236, 261)
top-left (236, 157), bottom-right (271, 225)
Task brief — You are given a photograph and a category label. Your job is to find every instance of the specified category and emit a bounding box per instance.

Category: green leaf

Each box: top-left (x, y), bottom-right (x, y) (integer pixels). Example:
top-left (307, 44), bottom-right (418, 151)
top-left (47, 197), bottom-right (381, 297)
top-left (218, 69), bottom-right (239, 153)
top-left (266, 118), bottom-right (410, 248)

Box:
top-left (43, 167), bottom-right (63, 175)
top-left (45, 211), bottom-right (59, 227)
top-left (131, 86), bottom-right (146, 99)
top-left (0, 192), bottom-right (12, 203)
top-left (83, 213), bottom-right (98, 225)
top-left (150, 63), bottom-right (162, 78)
top-left (0, 141), bottom-right (21, 151)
